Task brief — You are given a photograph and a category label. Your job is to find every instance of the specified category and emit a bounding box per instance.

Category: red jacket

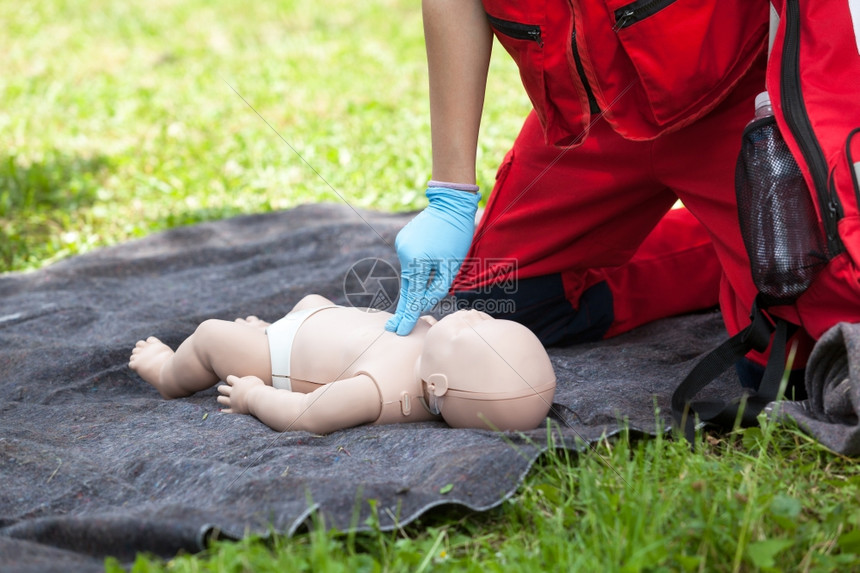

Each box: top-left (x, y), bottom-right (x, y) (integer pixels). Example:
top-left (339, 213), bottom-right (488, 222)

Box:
top-left (482, 0), bottom-right (768, 146)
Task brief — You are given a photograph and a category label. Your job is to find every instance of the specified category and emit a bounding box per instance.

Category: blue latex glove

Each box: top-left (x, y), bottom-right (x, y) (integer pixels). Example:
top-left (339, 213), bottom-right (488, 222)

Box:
top-left (385, 187), bottom-right (481, 335)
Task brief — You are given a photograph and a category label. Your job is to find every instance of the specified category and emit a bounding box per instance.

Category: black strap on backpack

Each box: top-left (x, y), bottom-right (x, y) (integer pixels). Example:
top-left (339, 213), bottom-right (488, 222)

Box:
top-left (671, 294), bottom-right (796, 444)
top-left (670, 5), bottom-right (817, 447)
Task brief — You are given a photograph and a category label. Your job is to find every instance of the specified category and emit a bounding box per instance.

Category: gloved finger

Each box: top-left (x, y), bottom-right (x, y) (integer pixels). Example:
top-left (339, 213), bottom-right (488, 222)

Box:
top-left (394, 302), bottom-right (422, 336)
top-left (384, 273), bottom-right (413, 332)
top-left (384, 314), bottom-right (401, 333)
top-left (426, 260), bottom-right (461, 301)
top-left (423, 274), bottom-right (453, 311)
top-left (394, 272), bottom-right (429, 336)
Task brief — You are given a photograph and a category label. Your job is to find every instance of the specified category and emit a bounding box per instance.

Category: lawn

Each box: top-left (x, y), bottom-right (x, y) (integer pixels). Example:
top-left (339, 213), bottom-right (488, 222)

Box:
top-left (1, 0), bottom-right (527, 272)
top-left (3, 1), bottom-right (859, 571)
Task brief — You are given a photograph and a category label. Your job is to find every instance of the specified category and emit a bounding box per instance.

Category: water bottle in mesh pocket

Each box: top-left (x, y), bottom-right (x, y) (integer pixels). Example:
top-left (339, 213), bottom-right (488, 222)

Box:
top-left (735, 116), bottom-right (829, 306)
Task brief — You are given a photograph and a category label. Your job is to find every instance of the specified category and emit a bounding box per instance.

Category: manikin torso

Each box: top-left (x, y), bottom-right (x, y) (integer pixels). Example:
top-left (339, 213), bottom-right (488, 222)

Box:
top-left (286, 305), bottom-right (440, 425)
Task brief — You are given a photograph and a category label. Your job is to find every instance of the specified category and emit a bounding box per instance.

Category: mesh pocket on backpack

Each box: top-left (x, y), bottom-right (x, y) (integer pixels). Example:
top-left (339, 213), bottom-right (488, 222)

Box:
top-left (735, 116), bottom-right (829, 306)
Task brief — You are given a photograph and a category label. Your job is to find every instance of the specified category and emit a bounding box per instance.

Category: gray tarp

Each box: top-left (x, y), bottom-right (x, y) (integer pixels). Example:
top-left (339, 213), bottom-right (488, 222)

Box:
top-left (0, 204), bottom-right (766, 571)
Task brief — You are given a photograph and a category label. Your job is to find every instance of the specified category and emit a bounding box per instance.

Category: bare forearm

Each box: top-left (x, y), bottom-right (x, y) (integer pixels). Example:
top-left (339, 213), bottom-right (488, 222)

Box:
top-left (423, 0), bottom-right (492, 185)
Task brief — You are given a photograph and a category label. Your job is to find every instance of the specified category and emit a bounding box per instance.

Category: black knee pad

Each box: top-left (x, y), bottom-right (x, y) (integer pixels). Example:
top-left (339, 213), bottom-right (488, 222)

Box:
top-left (454, 274), bottom-right (613, 347)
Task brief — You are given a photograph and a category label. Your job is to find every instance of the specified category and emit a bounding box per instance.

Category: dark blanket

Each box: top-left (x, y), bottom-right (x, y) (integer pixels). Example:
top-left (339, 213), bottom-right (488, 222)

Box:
top-left (780, 322), bottom-right (860, 457)
top-left (0, 204), bottom-right (743, 571)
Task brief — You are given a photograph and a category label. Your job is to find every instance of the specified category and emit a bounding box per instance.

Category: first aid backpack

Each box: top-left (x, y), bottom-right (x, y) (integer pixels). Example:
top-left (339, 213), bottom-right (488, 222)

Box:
top-left (672, 0), bottom-right (860, 443)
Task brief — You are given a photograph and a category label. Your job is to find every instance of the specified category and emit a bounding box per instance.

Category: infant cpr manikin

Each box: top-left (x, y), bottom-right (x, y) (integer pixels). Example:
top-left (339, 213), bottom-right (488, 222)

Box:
top-left (129, 294), bottom-right (556, 433)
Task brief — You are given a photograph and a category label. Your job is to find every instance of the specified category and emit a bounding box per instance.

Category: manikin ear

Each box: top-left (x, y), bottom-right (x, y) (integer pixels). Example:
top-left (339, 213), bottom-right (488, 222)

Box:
top-left (425, 373), bottom-right (449, 397)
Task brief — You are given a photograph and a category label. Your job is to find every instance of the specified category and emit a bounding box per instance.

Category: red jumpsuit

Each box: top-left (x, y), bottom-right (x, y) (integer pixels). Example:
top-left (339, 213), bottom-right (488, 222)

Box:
top-left (451, 0), bottom-right (820, 376)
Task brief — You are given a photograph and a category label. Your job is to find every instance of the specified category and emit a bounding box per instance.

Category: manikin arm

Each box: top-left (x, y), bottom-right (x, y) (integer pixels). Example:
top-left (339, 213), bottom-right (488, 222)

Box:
top-left (423, 0), bottom-right (492, 184)
top-left (217, 375), bottom-right (382, 434)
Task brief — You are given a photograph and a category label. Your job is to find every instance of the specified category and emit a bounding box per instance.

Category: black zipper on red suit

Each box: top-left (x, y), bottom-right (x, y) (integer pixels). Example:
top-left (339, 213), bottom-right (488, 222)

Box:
top-left (571, 28), bottom-right (600, 114)
top-left (613, 0), bottom-right (678, 30)
top-left (486, 15), bottom-right (543, 45)
top-left (781, 0), bottom-right (844, 256)
top-left (486, 14), bottom-right (599, 114)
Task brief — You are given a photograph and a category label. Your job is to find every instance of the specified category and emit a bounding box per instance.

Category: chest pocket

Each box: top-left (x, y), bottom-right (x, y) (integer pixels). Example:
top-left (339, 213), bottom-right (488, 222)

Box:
top-left (486, 14), bottom-right (549, 127)
top-left (484, 0), bottom-right (588, 146)
top-left (607, 0), bottom-right (767, 126)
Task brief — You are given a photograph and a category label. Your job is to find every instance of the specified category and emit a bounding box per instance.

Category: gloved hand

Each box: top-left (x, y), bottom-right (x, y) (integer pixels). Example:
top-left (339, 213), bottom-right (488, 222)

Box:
top-left (385, 186), bottom-right (481, 335)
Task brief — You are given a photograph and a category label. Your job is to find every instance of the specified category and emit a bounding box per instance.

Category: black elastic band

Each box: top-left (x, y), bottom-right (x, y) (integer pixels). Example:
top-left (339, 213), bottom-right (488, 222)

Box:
top-left (671, 295), bottom-right (793, 445)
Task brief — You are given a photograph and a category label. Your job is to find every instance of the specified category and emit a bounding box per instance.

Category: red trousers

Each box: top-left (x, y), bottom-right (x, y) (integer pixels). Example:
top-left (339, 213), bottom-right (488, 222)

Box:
top-left (452, 55), bottom-right (818, 365)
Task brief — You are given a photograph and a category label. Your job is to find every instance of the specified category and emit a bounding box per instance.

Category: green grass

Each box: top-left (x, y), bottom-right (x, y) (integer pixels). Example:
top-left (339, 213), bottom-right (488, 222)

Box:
top-left (0, 0), bottom-right (529, 272)
top-left (5, 1), bottom-right (860, 571)
top-left (110, 419), bottom-right (860, 572)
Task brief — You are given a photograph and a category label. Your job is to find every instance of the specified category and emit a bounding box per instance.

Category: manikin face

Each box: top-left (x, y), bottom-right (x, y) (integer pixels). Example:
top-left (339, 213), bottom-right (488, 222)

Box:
top-left (416, 309), bottom-right (557, 430)
top-left (417, 310), bottom-right (492, 414)
top-left (419, 309), bottom-right (495, 378)
top-left (429, 309), bottom-right (494, 336)
top-left (418, 309), bottom-right (507, 413)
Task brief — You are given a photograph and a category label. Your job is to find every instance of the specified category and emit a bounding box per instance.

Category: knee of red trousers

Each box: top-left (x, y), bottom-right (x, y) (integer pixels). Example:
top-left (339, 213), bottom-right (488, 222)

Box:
top-left (589, 207), bottom-right (722, 338)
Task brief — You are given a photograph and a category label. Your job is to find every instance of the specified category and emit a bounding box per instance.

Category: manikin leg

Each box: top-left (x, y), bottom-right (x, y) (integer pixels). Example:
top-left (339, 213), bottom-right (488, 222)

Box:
top-left (129, 319), bottom-right (272, 399)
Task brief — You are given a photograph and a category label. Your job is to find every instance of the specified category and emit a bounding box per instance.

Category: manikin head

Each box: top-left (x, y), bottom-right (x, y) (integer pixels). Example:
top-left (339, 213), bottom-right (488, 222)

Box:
top-left (417, 309), bottom-right (556, 431)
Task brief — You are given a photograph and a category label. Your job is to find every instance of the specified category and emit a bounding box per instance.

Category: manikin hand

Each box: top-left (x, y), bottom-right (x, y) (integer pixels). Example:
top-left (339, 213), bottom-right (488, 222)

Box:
top-left (385, 187), bottom-right (480, 336)
top-left (217, 375), bottom-right (265, 414)
top-left (234, 315), bottom-right (270, 332)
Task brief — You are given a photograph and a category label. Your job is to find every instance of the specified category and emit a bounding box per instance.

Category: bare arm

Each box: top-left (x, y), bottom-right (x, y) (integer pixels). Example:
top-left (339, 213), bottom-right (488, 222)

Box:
top-left (423, 0), bottom-right (493, 185)
top-left (217, 375), bottom-right (381, 434)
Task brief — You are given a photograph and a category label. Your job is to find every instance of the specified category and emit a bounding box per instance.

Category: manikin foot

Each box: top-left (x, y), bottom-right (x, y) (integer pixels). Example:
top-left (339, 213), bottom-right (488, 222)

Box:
top-left (129, 337), bottom-right (182, 399)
